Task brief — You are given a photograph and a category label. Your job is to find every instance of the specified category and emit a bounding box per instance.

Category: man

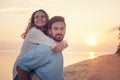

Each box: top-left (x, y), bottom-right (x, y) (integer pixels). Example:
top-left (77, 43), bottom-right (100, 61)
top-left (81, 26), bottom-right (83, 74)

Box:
top-left (16, 16), bottom-right (66, 80)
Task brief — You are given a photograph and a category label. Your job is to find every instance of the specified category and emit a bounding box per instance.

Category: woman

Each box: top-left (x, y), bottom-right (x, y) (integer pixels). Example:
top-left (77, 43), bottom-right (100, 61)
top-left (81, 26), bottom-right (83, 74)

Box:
top-left (13, 9), bottom-right (68, 80)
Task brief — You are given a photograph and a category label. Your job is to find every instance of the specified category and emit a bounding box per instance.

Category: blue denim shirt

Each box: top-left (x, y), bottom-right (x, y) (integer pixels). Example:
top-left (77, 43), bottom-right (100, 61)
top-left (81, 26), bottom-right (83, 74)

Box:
top-left (17, 43), bottom-right (63, 80)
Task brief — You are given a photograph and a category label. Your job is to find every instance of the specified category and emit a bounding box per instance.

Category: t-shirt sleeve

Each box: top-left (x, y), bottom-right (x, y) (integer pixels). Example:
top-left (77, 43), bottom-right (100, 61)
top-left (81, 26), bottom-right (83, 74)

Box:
top-left (25, 27), bottom-right (57, 49)
top-left (17, 44), bottom-right (53, 72)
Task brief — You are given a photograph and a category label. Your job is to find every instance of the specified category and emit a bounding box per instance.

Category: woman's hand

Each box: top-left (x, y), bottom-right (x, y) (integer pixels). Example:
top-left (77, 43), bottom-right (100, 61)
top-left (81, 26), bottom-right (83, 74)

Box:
top-left (53, 41), bottom-right (68, 52)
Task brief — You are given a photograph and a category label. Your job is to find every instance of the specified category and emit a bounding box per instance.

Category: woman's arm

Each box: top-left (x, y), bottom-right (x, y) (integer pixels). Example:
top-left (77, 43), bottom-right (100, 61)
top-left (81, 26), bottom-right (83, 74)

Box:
top-left (26, 27), bottom-right (68, 52)
top-left (26, 27), bottom-right (57, 49)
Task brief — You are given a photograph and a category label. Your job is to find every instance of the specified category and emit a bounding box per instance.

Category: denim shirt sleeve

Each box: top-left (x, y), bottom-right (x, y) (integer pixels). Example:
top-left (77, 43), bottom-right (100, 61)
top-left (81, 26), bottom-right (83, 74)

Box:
top-left (17, 44), bottom-right (53, 72)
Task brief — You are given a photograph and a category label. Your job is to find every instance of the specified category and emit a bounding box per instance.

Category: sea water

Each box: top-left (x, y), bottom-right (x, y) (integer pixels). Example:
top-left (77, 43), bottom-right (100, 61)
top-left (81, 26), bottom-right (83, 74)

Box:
top-left (0, 50), bottom-right (113, 80)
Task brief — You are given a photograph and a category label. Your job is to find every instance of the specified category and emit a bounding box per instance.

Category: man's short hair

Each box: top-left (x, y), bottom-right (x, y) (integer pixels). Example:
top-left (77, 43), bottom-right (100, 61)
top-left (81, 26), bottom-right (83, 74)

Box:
top-left (47, 16), bottom-right (66, 29)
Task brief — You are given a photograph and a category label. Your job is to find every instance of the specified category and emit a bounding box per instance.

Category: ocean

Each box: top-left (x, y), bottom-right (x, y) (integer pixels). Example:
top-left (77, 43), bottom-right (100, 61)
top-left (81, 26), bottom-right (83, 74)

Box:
top-left (0, 50), bottom-right (114, 80)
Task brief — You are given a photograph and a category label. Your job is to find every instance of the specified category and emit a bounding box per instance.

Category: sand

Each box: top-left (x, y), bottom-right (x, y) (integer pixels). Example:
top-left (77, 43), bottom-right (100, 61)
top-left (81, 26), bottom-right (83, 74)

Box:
top-left (64, 54), bottom-right (120, 80)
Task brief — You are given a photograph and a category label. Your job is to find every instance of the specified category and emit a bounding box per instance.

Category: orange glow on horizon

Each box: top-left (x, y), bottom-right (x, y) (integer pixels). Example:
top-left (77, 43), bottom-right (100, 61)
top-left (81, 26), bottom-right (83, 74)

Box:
top-left (89, 51), bottom-right (95, 59)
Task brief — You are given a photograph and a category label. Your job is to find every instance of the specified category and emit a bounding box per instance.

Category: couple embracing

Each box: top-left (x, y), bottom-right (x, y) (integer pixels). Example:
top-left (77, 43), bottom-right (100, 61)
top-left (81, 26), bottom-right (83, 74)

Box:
top-left (13, 9), bottom-right (68, 80)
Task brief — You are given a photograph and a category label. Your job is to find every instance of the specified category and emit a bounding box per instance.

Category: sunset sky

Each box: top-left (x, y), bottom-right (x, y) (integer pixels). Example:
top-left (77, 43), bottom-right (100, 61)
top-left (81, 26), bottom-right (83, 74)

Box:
top-left (0, 0), bottom-right (120, 52)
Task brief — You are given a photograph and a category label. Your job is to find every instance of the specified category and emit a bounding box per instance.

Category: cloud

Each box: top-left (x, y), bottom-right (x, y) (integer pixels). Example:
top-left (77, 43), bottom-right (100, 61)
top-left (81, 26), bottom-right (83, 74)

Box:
top-left (33, 0), bottom-right (53, 6)
top-left (0, 0), bottom-right (59, 13)
top-left (0, 7), bottom-right (38, 13)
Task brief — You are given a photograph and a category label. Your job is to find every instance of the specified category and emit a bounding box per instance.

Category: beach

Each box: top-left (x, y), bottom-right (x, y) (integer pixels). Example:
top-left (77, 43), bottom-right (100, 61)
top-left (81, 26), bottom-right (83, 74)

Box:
top-left (64, 54), bottom-right (120, 80)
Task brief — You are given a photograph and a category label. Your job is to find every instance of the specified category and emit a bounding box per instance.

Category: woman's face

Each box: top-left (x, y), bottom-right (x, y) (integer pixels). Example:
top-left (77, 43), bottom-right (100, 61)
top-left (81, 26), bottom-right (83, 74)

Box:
top-left (34, 11), bottom-right (47, 28)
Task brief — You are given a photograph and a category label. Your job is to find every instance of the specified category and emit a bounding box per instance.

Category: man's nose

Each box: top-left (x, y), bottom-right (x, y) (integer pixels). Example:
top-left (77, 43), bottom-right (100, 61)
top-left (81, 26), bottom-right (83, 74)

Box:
top-left (57, 29), bottom-right (62, 34)
top-left (39, 17), bottom-right (43, 20)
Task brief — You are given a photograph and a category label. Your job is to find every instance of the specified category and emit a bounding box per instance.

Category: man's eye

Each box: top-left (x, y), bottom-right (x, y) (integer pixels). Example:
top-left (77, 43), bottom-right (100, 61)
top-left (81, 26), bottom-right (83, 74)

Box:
top-left (54, 27), bottom-right (58, 30)
top-left (61, 28), bottom-right (64, 30)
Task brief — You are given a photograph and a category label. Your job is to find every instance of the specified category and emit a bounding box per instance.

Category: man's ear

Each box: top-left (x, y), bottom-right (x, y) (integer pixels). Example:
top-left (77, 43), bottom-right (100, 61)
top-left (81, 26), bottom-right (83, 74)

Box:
top-left (48, 28), bottom-right (51, 34)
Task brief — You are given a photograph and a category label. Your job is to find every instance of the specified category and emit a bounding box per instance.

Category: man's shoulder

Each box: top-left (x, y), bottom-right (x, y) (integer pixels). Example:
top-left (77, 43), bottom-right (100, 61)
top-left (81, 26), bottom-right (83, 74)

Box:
top-left (35, 43), bottom-right (53, 53)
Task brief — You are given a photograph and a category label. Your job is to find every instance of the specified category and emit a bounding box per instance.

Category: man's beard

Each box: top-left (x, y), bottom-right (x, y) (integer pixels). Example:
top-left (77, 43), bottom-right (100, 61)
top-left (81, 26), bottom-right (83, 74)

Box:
top-left (52, 34), bottom-right (64, 42)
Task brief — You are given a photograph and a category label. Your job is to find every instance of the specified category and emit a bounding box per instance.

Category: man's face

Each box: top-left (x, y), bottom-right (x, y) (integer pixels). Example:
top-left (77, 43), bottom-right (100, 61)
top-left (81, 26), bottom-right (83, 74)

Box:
top-left (49, 21), bottom-right (66, 42)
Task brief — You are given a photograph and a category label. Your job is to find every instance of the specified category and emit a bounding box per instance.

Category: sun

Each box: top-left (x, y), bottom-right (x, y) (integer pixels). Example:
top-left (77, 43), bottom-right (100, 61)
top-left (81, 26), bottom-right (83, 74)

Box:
top-left (86, 35), bottom-right (97, 46)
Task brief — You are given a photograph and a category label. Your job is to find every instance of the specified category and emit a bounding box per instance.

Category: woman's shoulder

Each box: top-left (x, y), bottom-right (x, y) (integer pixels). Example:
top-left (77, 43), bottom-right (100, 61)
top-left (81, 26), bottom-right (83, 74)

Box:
top-left (25, 27), bottom-right (45, 41)
top-left (28, 27), bottom-right (42, 34)
top-left (29, 27), bottom-right (39, 32)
